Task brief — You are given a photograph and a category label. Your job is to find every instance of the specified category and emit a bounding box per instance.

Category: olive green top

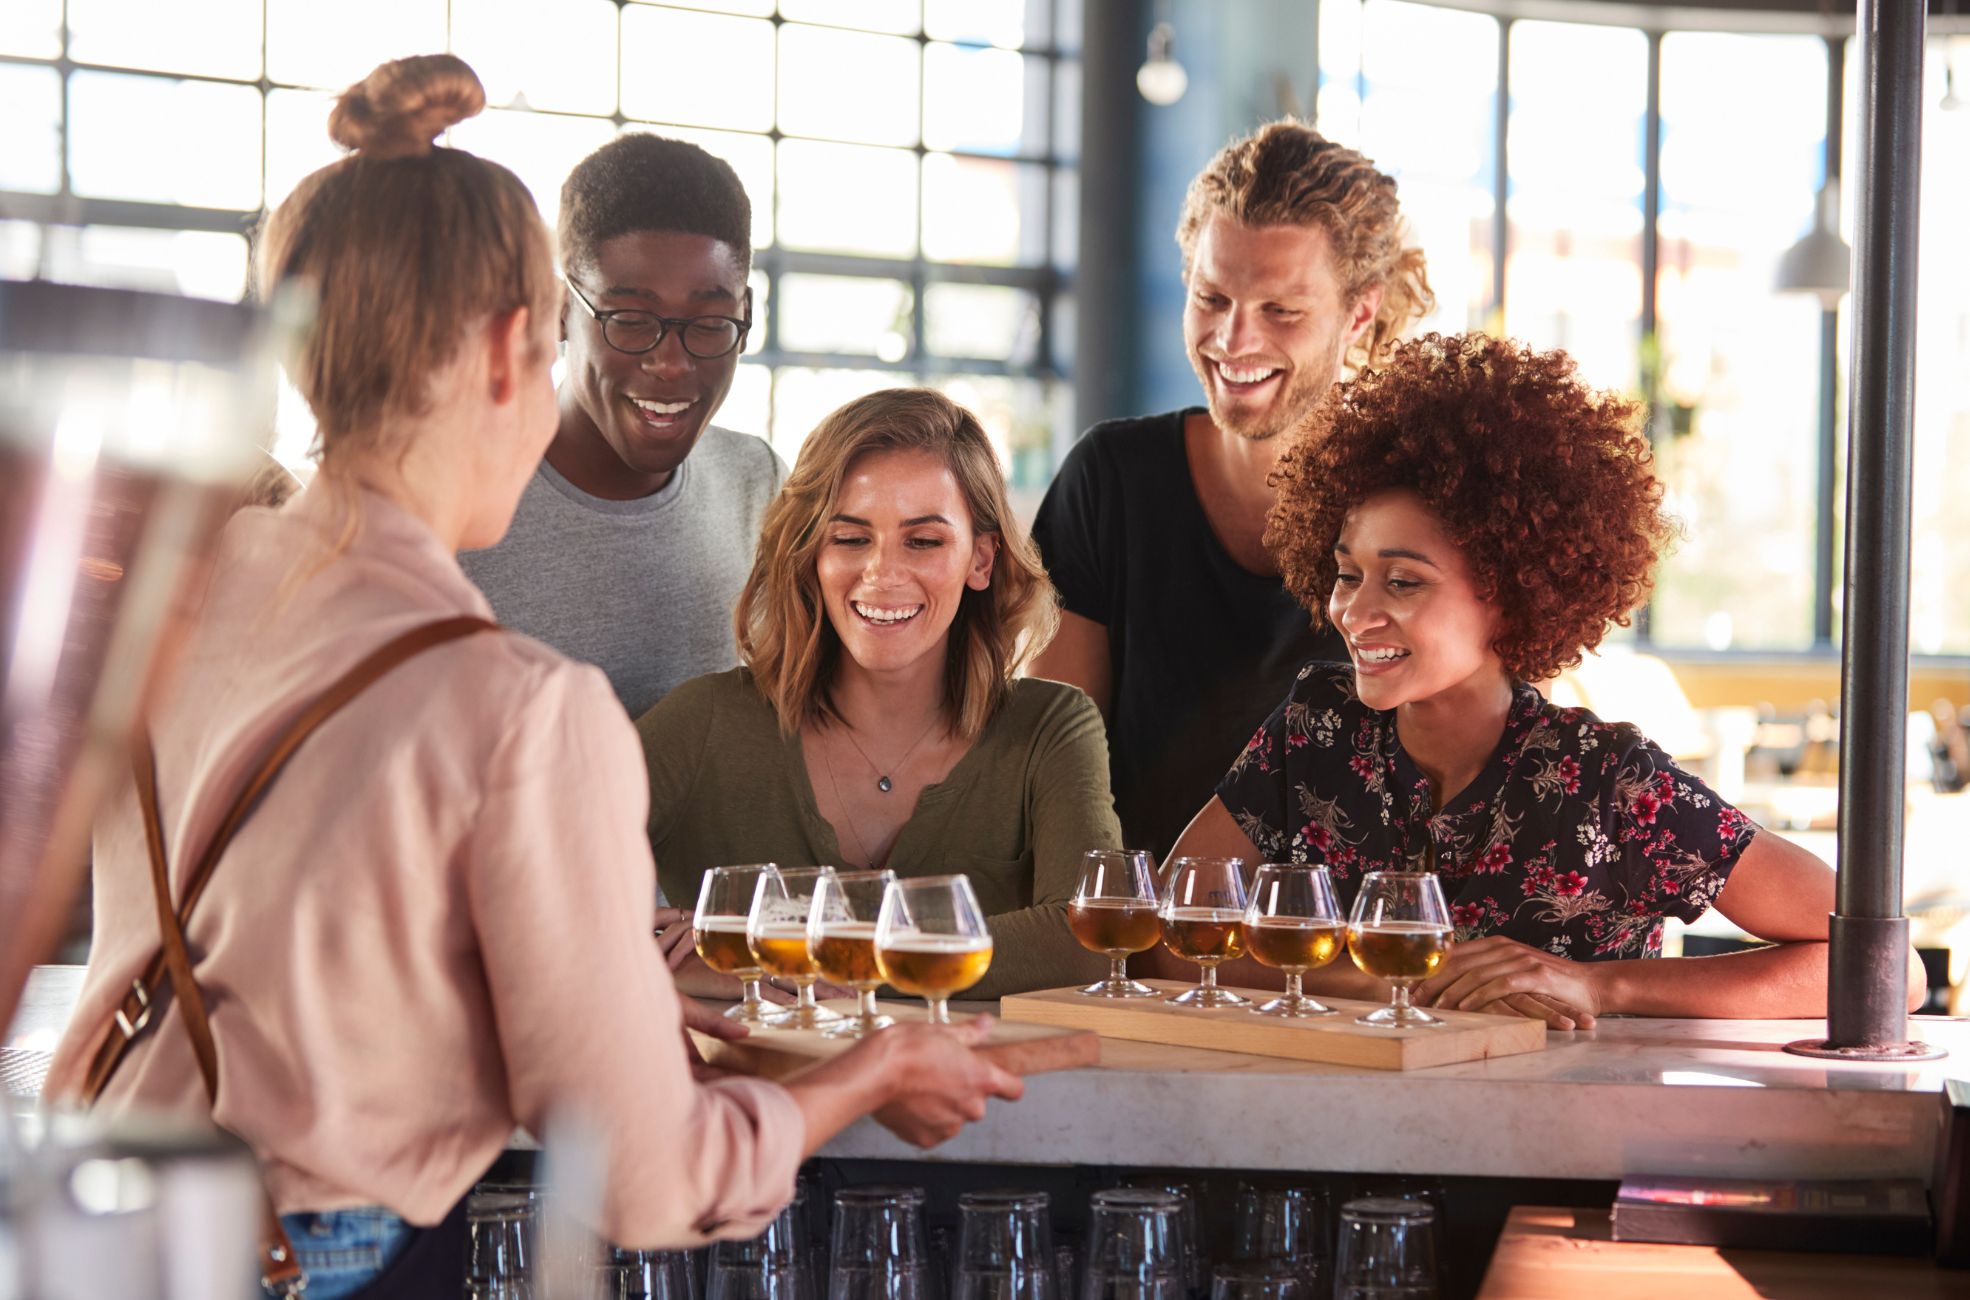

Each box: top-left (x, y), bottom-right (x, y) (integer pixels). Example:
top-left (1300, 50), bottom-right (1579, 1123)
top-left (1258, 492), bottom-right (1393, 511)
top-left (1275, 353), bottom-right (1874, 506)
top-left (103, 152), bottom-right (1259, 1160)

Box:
top-left (636, 667), bottom-right (1120, 999)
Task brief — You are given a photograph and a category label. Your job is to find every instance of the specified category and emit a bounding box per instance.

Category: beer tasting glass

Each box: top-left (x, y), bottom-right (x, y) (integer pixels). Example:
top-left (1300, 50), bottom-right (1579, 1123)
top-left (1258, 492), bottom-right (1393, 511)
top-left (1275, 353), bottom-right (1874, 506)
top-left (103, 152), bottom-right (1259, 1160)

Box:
top-left (874, 874), bottom-right (994, 1024)
top-left (600, 1246), bottom-right (700, 1300)
top-left (829, 1186), bottom-right (938, 1300)
top-left (953, 1190), bottom-right (1058, 1300)
top-left (809, 868), bottom-right (898, 1038)
top-left (697, 864), bottom-right (788, 1025)
top-left (1207, 1265), bottom-right (1307, 1300)
top-left (1080, 1189), bottom-right (1185, 1300)
top-left (1158, 856), bottom-right (1250, 1008)
top-left (1345, 872), bottom-right (1453, 1029)
top-left (749, 866), bottom-right (843, 1029)
top-left (1332, 1198), bottom-right (1437, 1300)
top-left (1068, 849), bottom-right (1164, 998)
top-left (1241, 865), bottom-right (1343, 1018)
top-left (706, 1194), bottom-right (815, 1300)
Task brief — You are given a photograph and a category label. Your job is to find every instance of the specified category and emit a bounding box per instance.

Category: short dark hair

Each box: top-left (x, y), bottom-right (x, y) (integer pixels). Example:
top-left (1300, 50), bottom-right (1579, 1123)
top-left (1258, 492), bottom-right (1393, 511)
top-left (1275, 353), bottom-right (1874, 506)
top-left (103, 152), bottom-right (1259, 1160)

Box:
top-left (557, 132), bottom-right (752, 273)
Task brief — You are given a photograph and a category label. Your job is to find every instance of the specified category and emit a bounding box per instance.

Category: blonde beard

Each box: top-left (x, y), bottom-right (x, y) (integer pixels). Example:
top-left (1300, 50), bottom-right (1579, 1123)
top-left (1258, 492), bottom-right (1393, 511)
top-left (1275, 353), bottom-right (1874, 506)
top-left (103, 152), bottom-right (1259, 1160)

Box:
top-left (1189, 331), bottom-right (1346, 443)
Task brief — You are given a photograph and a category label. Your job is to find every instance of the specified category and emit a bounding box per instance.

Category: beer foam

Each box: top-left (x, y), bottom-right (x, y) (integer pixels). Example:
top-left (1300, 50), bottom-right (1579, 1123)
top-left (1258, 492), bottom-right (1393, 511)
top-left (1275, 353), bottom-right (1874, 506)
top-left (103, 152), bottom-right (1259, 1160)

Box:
top-left (695, 916), bottom-right (750, 934)
top-left (877, 932), bottom-right (994, 953)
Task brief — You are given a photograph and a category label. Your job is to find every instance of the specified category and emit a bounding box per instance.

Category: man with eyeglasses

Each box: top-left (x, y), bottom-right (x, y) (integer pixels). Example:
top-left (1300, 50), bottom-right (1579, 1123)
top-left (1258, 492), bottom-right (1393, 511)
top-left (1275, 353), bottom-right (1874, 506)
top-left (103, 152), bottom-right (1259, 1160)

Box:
top-left (462, 133), bottom-right (785, 719)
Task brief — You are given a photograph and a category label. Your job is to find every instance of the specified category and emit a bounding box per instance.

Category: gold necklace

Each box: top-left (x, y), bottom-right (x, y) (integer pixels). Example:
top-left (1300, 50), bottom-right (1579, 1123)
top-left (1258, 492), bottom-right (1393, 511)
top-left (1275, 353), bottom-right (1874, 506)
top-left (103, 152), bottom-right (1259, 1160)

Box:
top-left (836, 714), bottom-right (943, 794)
top-left (819, 743), bottom-right (881, 869)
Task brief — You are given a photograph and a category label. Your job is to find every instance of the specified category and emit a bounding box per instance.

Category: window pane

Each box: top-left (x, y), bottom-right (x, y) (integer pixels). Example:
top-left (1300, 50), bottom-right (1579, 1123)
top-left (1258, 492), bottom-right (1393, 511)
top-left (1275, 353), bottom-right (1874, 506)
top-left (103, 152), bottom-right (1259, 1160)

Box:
top-left (770, 366), bottom-right (895, 462)
top-left (266, 0), bottom-right (447, 90)
top-left (453, 0), bottom-right (619, 117)
top-left (620, 8), bottom-right (773, 132)
top-left (922, 154), bottom-right (1047, 265)
top-left (922, 373), bottom-right (1051, 488)
top-left (1358, 0), bottom-right (1498, 336)
top-left (744, 269), bottom-right (769, 356)
top-left (1504, 20), bottom-right (1647, 393)
top-left (68, 0), bottom-right (261, 80)
top-left (1910, 36), bottom-right (1970, 655)
top-left (624, 124), bottom-right (776, 253)
top-left (1652, 32), bottom-right (1826, 650)
top-left (0, 222), bottom-right (43, 279)
top-left (780, 0), bottom-right (919, 36)
top-left (69, 72), bottom-right (262, 209)
top-left (924, 45), bottom-right (1048, 156)
top-left (778, 274), bottom-right (912, 360)
top-left (1, 0), bottom-right (62, 57)
top-left (38, 225), bottom-right (249, 301)
top-left (924, 283), bottom-right (1039, 363)
top-left (1052, 60), bottom-right (1079, 162)
top-left (265, 90), bottom-right (345, 211)
top-left (925, 0), bottom-right (1029, 49)
top-left (778, 25), bottom-right (919, 147)
top-left (1316, 0), bottom-right (1365, 141)
top-left (0, 65), bottom-right (62, 194)
top-left (638, 0), bottom-right (772, 15)
top-left (1053, 0), bottom-right (1081, 54)
top-left (778, 140), bottom-right (916, 257)
top-left (723, 361), bottom-right (772, 439)
top-left (449, 108), bottom-right (617, 230)
top-left (1051, 167), bottom-right (1077, 271)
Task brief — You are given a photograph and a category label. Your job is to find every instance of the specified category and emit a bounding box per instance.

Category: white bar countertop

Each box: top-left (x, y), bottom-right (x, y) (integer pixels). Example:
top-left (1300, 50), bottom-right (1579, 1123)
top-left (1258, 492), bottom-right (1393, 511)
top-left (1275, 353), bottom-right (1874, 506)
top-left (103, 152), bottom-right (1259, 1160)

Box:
top-left (14, 966), bottom-right (1968, 1185)
top-left (813, 1009), bottom-right (1970, 1184)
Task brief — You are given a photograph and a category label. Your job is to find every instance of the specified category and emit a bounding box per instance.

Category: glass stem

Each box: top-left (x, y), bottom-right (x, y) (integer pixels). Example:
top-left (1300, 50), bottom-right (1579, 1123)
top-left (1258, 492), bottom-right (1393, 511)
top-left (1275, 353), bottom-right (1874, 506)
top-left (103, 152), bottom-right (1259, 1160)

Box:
top-left (1390, 982), bottom-right (1413, 1013)
top-left (739, 977), bottom-right (765, 1010)
top-left (857, 988), bottom-right (880, 1025)
top-left (1285, 971), bottom-right (1304, 1002)
top-left (1199, 963), bottom-right (1219, 991)
top-left (796, 979), bottom-right (819, 1013)
top-left (1108, 955), bottom-right (1130, 987)
top-left (927, 996), bottom-right (951, 1025)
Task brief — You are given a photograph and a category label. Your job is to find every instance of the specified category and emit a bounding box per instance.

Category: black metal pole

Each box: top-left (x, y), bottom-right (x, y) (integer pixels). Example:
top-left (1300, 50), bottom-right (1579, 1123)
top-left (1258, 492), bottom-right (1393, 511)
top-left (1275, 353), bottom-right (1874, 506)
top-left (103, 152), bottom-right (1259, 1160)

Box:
top-left (1788, 0), bottom-right (1939, 1062)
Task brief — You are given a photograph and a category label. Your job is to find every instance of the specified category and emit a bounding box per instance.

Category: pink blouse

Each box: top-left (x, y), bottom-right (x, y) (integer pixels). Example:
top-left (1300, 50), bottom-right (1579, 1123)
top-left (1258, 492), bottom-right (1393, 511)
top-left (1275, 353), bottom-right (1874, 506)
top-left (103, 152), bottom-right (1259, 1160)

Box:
top-left (45, 484), bottom-right (803, 1244)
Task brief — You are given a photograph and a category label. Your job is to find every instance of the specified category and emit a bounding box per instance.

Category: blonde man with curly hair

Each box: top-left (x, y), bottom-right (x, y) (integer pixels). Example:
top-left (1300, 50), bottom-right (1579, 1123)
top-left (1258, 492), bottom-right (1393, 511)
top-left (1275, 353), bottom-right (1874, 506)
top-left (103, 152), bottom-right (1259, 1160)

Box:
top-left (638, 388), bottom-right (1119, 1001)
top-left (1031, 119), bottom-right (1433, 859)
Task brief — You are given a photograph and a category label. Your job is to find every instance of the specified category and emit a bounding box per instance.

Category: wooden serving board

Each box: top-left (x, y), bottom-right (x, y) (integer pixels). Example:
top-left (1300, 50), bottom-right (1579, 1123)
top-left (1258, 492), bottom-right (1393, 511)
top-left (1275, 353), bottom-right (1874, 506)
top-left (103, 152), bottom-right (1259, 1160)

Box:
top-left (999, 980), bottom-right (1544, 1071)
top-left (690, 998), bottom-right (1100, 1082)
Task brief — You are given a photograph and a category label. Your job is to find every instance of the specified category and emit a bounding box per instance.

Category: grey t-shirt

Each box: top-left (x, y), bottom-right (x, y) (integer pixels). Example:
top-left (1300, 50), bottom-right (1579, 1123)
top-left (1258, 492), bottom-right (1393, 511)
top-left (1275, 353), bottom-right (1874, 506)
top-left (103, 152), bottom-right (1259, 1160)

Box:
top-left (460, 426), bottom-right (786, 718)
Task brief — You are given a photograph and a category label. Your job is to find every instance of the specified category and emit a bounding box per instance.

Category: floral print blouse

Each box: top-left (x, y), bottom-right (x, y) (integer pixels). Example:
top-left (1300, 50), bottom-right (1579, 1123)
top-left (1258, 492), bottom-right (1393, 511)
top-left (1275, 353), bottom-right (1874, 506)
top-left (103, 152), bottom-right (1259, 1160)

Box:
top-left (1215, 663), bottom-right (1760, 961)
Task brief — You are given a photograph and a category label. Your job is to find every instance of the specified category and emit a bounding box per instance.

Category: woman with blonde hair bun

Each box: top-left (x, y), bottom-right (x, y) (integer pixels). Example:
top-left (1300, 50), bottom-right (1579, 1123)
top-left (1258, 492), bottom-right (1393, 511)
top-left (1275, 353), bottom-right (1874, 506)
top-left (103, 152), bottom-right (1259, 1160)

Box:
top-left (640, 387), bottom-right (1122, 1001)
top-left (46, 57), bottom-right (1021, 1300)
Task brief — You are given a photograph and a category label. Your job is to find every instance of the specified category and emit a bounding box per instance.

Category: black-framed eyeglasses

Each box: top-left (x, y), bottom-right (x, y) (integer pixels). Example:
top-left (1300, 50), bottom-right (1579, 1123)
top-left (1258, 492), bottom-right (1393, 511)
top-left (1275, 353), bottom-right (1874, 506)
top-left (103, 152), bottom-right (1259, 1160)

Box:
top-left (564, 277), bottom-right (751, 360)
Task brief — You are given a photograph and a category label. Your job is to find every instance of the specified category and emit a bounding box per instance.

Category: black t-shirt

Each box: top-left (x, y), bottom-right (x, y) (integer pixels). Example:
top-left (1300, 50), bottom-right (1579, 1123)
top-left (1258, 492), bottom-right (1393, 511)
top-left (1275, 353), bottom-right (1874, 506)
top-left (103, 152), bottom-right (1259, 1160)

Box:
top-left (1029, 409), bottom-right (1347, 858)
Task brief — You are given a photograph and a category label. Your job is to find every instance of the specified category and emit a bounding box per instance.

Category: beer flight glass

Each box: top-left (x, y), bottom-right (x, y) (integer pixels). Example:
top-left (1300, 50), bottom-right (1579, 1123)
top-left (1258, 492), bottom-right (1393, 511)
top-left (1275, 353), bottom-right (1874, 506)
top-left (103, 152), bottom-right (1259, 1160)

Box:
top-left (1241, 864), bottom-right (1343, 1018)
top-left (1159, 856), bottom-right (1250, 1008)
top-left (1067, 849), bottom-right (1164, 998)
top-left (1345, 871), bottom-right (1453, 1028)
top-left (874, 874), bottom-right (994, 1024)
top-left (749, 867), bottom-right (844, 1029)
top-left (809, 868), bottom-right (897, 1038)
top-left (695, 863), bottom-right (787, 1025)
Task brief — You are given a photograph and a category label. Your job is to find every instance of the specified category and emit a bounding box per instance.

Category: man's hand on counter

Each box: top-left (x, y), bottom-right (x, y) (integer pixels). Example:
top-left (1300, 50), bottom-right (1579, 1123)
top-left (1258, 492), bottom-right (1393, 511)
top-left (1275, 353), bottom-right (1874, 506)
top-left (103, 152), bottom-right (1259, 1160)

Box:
top-left (1414, 935), bottom-right (1603, 1031)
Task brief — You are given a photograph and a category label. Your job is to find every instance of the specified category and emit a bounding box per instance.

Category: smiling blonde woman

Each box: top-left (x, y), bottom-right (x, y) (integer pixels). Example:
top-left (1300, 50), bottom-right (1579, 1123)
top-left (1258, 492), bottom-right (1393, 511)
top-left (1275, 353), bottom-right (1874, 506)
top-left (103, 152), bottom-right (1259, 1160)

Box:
top-left (637, 388), bottom-right (1119, 1000)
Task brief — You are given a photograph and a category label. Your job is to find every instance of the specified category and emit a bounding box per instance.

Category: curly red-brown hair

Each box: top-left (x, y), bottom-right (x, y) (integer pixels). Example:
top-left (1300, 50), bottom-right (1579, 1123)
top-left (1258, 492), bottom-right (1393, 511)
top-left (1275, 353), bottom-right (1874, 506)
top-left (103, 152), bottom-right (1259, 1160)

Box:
top-left (1266, 333), bottom-right (1675, 681)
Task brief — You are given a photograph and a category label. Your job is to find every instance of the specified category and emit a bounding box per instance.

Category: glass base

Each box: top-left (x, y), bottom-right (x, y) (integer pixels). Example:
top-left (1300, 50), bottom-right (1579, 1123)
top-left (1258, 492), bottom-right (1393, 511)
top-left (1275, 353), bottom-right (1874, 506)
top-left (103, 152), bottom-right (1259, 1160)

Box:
top-left (1254, 994), bottom-right (1337, 1018)
top-left (1079, 975), bottom-right (1163, 999)
top-left (780, 1002), bottom-right (843, 1029)
top-left (1168, 983), bottom-right (1251, 1008)
top-left (725, 998), bottom-right (786, 1025)
top-left (821, 1012), bottom-right (894, 1038)
top-left (1356, 1003), bottom-right (1446, 1028)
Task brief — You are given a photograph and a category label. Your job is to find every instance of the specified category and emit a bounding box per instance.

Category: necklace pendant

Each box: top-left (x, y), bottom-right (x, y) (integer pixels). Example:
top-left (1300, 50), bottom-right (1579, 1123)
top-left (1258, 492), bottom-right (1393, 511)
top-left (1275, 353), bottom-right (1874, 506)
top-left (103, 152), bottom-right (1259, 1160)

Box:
top-left (877, 775), bottom-right (893, 793)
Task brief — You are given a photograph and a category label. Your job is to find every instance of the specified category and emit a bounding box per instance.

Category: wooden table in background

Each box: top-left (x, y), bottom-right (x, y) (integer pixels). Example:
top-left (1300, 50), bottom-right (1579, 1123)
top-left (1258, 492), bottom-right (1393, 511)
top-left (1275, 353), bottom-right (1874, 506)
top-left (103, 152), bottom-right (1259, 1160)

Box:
top-left (1477, 1206), bottom-right (1970, 1299)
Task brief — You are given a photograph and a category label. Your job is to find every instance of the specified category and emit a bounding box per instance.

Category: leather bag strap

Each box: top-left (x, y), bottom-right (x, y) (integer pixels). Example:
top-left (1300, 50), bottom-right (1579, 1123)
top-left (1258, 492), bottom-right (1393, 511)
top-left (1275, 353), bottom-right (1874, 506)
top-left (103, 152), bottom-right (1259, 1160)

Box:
top-left (78, 614), bottom-right (498, 1294)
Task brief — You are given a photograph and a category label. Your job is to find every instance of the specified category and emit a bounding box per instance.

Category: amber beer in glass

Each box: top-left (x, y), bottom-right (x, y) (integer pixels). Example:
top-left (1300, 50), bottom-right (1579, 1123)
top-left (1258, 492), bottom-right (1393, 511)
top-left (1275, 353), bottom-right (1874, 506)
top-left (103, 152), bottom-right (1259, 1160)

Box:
top-left (1346, 871), bottom-right (1453, 1028)
top-left (809, 868), bottom-right (896, 1038)
top-left (1159, 856), bottom-right (1250, 1008)
top-left (1242, 863), bottom-right (1344, 1018)
top-left (874, 874), bottom-right (993, 1024)
top-left (694, 864), bottom-right (787, 1025)
top-left (748, 866), bottom-right (843, 1029)
top-left (1069, 849), bottom-right (1163, 998)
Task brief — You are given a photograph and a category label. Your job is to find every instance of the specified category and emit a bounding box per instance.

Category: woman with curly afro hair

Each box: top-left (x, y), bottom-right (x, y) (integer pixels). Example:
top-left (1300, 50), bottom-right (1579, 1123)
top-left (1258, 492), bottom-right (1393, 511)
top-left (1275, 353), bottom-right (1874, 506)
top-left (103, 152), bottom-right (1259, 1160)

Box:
top-left (1147, 333), bottom-right (1914, 1028)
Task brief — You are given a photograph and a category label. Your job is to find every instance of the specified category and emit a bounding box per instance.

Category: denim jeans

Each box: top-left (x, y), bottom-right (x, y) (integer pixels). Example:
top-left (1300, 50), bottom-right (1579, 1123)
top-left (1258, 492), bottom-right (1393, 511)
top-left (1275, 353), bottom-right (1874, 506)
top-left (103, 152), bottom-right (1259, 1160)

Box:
top-left (278, 1207), bottom-right (412, 1300)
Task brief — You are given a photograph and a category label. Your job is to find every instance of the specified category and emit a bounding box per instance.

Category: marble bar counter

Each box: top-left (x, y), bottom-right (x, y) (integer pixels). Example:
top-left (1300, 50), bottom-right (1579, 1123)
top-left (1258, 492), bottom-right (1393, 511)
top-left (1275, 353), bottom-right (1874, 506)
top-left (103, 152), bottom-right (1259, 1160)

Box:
top-left (814, 1011), bottom-right (1970, 1185)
